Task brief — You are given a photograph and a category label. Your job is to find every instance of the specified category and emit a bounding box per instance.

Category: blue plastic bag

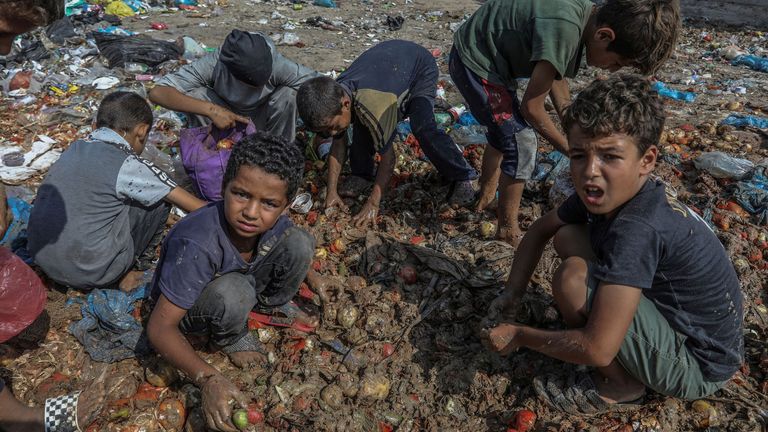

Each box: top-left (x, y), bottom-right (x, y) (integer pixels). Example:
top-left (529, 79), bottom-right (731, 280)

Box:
top-left (68, 286), bottom-right (150, 362)
top-left (313, 0), bottom-right (337, 8)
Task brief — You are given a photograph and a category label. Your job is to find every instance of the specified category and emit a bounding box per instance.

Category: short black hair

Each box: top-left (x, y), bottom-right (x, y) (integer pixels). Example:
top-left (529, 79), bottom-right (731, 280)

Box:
top-left (95, 91), bottom-right (153, 133)
top-left (222, 131), bottom-right (304, 200)
top-left (296, 76), bottom-right (345, 131)
top-left (563, 73), bottom-right (664, 155)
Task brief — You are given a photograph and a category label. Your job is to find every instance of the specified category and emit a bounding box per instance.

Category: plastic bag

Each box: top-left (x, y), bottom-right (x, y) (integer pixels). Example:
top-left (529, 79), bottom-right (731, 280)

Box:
top-left (0, 247), bottom-right (47, 343)
top-left (105, 0), bottom-right (136, 17)
top-left (46, 17), bottom-right (78, 44)
top-left (694, 151), bottom-right (755, 180)
top-left (548, 162), bottom-right (574, 208)
top-left (68, 286), bottom-right (150, 362)
top-left (180, 121), bottom-right (256, 201)
top-left (93, 32), bottom-right (183, 69)
top-left (731, 165), bottom-right (768, 224)
top-left (140, 143), bottom-right (175, 177)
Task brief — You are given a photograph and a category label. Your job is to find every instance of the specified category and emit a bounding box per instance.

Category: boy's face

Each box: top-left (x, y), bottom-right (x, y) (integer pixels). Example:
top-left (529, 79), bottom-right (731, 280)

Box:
top-left (0, 15), bottom-right (36, 55)
top-left (585, 27), bottom-right (630, 72)
top-left (568, 127), bottom-right (657, 218)
top-left (314, 95), bottom-right (352, 139)
top-left (223, 165), bottom-right (289, 247)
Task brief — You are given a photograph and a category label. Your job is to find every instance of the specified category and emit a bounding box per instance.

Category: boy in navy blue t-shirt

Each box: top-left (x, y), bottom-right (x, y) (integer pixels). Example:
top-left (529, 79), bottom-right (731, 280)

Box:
top-left (147, 132), bottom-right (314, 431)
top-left (482, 74), bottom-right (743, 414)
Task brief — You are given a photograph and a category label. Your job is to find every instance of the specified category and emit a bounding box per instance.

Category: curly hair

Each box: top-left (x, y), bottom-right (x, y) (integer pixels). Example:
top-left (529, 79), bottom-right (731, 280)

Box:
top-left (222, 131), bottom-right (305, 200)
top-left (562, 74), bottom-right (665, 155)
top-left (96, 91), bottom-right (153, 133)
top-left (597, 0), bottom-right (680, 75)
top-left (296, 76), bottom-right (345, 131)
top-left (0, 0), bottom-right (64, 26)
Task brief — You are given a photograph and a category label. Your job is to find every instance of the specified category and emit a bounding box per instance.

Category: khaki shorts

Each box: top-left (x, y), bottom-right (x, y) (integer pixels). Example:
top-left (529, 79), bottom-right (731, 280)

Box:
top-left (586, 264), bottom-right (726, 399)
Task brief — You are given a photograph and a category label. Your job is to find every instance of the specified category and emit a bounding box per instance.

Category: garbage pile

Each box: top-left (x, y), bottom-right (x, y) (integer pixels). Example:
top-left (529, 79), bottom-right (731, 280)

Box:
top-left (1, 1), bottom-right (767, 430)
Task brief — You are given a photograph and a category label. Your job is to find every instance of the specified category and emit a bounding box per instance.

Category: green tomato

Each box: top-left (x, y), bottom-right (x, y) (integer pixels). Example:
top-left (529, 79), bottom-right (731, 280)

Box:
top-left (232, 409), bottom-right (248, 429)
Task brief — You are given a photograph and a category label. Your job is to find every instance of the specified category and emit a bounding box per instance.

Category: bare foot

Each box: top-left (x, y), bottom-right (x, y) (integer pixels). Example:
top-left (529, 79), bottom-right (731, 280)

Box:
top-left (497, 226), bottom-right (524, 248)
top-left (591, 370), bottom-right (646, 404)
top-left (118, 270), bottom-right (145, 292)
top-left (228, 351), bottom-right (267, 369)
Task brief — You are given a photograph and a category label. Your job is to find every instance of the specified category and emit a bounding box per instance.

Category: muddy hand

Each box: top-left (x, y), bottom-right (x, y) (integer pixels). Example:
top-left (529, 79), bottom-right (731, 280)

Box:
top-left (482, 290), bottom-right (521, 328)
top-left (76, 368), bottom-right (108, 428)
top-left (324, 191), bottom-right (348, 212)
top-left (352, 201), bottom-right (378, 228)
top-left (208, 105), bottom-right (249, 130)
top-left (201, 374), bottom-right (249, 432)
top-left (481, 323), bottom-right (521, 356)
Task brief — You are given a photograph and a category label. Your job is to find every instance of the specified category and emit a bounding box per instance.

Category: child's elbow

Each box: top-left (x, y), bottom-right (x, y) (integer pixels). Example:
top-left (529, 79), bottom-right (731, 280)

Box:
top-left (586, 344), bottom-right (619, 367)
top-left (589, 353), bottom-right (614, 368)
top-left (520, 99), bottom-right (541, 124)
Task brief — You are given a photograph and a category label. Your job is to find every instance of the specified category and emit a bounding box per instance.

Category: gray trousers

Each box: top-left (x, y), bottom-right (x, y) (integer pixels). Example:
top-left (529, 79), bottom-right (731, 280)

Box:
top-left (186, 87), bottom-right (298, 142)
top-left (178, 227), bottom-right (314, 347)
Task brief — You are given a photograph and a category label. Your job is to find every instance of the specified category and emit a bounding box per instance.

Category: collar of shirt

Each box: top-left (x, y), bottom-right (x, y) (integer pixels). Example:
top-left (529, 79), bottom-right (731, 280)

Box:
top-left (88, 127), bottom-right (131, 150)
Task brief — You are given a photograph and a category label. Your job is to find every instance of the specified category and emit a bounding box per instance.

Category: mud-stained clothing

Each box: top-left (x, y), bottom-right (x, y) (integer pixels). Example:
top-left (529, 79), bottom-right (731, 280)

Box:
top-left (337, 40), bottom-right (477, 181)
top-left (557, 180), bottom-right (744, 383)
top-left (28, 128), bottom-right (175, 289)
top-left (155, 32), bottom-right (318, 140)
top-left (151, 201), bottom-right (314, 347)
top-left (150, 201), bottom-right (313, 310)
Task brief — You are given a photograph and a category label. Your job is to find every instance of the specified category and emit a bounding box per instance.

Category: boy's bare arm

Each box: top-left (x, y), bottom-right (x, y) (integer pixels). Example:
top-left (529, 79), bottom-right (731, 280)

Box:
top-left (147, 295), bottom-right (220, 385)
top-left (488, 283), bottom-right (641, 366)
top-left (166, 187), bottom-right (207, 213)
top-left (324, 136), bottom-right (348, 210)
top-left (487, 210), bottom-right (566, 320)
top-left (548, 78), bottom-right (571, 122)
top-left (521, 61), bottom-right (569, 154)
top-left (147, 295), bottom-right (247, 432)
top-left (148, 86), bottom-right (248, 129)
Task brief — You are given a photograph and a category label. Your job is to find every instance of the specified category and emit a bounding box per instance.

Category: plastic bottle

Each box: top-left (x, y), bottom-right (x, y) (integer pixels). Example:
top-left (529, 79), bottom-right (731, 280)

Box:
top-left (693, 151), bottom-right (754, 180)
top-left (731, 54), bottom-right (768, 73)
top-left (396, 121), bottom-right (412, 139)
top-left (652, 81), bottom-right (696, 103)
top-left (457, 111), bottom-right (479, 126)
top-left (721, 114), bottom-right (768, 129)
top-left (447, 104), bottom-right (466, 121)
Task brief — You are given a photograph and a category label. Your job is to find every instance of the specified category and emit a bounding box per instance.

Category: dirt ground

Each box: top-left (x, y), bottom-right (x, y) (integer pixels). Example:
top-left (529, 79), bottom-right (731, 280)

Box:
top-left (1, 0), bottom-right (768, 431)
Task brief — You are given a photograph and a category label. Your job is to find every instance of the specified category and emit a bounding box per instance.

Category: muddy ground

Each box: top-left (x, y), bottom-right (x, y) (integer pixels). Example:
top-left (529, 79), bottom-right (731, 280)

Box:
top-left (1, 0), bottom-right (768, 431)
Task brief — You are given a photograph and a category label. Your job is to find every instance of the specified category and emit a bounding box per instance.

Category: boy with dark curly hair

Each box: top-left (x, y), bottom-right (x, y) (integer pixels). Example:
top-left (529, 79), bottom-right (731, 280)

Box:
top-left (450, 0), bottom-right (680, 245)
top-left (481, 74), bottom-right (743, 414)
top-left (147, 131), bottom-right (314, 432)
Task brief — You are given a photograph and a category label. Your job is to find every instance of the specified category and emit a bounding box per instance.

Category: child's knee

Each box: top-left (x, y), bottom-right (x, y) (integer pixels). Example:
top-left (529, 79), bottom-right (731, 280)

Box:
top-left (207, 273), bottom-right (257, 316)
top-left (552, 256), bottom-right (589, 299)
top-left (282, 227), bottom-right (315, 268)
